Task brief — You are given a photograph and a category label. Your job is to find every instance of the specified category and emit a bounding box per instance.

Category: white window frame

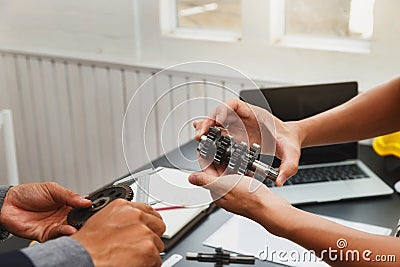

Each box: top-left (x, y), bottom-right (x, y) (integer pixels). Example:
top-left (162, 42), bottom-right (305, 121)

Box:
top-left (159, 0), bottom-right (241, 42)
top-left (269, 0), bottom-right (372, 54)
top-left (136, 1), bottom-right (399, 90)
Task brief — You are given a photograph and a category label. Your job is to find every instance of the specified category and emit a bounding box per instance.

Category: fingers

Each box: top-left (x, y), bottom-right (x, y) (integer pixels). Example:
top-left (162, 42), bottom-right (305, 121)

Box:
top-left (128, 202), bottom-right (163, 220)
top-left (214, 102), bottom-right (229, 126)
top-left (138, 213), bottom-right (166, 237)
top-left (194, 99), bottom-right (241, 140)
top-left (188, 172), bottom-right (218, 189)
top-left (151, 232), bottom-right (165, 252)
top-left (276, 157), bottom-right (300, 187)
top-left (194, 118), bottom-right (215, 140)
top-left (47, 182), bottom-right (92, 208)
top-left (197, 153), bottom-right (221, 177)
top-left (46, 225), bottom-right (77, 241)
top-left (133, 209), bottom-right (165, 237)
top-left (109, 200), bottom-right (166, 237)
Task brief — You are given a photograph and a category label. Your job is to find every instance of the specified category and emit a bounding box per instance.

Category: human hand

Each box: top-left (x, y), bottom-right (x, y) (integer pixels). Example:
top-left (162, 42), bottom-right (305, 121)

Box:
top-left (0, 182), bottom-right (92, 242)
top-left (72, 199), bottom-right (166, 267)
top-left (188, 172), bottom-right (294, 237)
top-left (194, 98), bottom-right (303, 185)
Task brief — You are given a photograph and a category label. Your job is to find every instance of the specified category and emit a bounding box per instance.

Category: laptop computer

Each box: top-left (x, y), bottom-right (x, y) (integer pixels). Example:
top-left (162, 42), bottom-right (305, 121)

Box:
top-left (240, 82), bottom-right (393, 204)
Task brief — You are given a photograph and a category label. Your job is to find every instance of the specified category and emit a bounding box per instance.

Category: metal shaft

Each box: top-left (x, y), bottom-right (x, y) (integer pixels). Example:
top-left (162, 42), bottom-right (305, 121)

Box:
top-left (251, 160), bottom-right (279, 181)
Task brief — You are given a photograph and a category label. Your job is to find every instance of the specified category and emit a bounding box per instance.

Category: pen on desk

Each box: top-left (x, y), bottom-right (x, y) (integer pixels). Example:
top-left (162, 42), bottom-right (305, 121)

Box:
top-left (154, 205), bottom-right (186, 211)
top-left (149, 200), bottom-right (162, 206)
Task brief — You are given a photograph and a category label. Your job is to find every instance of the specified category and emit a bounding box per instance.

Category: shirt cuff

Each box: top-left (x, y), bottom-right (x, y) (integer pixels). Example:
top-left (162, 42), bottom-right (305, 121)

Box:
top-left (0, 185), bottom-right (12, 240)
top-left (21, 236), bottom-right (94, 267)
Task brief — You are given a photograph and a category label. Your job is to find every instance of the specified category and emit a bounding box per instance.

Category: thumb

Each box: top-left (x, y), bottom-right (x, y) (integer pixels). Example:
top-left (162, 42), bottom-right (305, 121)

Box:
top-left (49, 183), bottom-right (92, 208)
top-left (47, 225), bottom-right (77, 241)
top-left (188, 172), bottom-right (217, 188)
top-left (214, 102), bottom-right (228, 126)
top-left (276, 160), bottom-right (299, 186)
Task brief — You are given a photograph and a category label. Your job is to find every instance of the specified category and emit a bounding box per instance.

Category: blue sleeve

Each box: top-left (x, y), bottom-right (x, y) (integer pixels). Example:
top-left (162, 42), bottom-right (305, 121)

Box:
top-left (0, 250), bottom-right (35, 266)
top-left (0, 185), bottom-right (12, 240)
top-left (21, 236), bottom-right (94, 267)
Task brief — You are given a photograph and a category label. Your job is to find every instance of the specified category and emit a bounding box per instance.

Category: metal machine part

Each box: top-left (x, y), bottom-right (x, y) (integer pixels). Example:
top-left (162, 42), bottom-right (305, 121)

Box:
top-left (67, 185), bottom-right (134, 229)
top-left (186, 247), bottom-right (255, 266)
top-left (197, 127), bottom-right (279, 182)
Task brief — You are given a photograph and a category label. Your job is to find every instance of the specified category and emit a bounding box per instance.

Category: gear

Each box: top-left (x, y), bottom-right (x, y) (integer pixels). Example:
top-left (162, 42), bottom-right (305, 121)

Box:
top-left (214, 135), bottom-right (232, 165)
top-left (197, 127), bottom-right (222, 159)
top-left (67, 185), bottom-right (134, 229)
top-left (227, 142), bottom-right (248, 174)
top-left (247, 143), bottom-right (261, 171)
top-left (197, 127), bottom-right (279, 181)
top-left (237, 144), bottom-right (250, 176)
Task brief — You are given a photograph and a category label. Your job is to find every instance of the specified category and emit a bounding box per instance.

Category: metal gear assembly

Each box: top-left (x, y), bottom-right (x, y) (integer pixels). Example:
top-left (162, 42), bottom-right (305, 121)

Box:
top-left (197, 126), bottom-right (279, 182)
top-left (67, 185), bottom-right (134, 229)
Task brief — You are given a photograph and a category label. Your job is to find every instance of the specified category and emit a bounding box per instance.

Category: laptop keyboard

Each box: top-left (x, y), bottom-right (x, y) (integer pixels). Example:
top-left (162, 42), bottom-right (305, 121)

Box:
top-left (263, 164), bottom-right (369, 187)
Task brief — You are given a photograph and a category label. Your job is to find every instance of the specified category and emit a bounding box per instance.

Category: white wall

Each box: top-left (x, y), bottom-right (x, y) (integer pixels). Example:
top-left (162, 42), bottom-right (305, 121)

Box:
top-left (0, 1), bottom-right (399, 90)
top-left (0, 0), bottom-right (137, 62)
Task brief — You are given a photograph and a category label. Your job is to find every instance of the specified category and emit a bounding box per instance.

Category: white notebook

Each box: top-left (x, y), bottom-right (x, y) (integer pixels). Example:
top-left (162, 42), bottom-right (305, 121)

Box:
top-left (129, 167), bottom-right (212, 239)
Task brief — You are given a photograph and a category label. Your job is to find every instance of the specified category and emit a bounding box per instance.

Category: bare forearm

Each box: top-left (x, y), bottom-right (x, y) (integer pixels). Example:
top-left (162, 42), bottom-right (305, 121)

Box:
top-left (263, 207), bottom-right (399, 267)
top-left (296, 77), bottom-right (400, 147)
top-left (291, 209), bottom-right (399, 266)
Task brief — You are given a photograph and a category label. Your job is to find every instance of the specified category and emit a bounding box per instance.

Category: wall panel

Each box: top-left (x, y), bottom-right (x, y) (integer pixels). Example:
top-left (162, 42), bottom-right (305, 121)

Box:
top-left (0, 51), bottom-right (274, 194)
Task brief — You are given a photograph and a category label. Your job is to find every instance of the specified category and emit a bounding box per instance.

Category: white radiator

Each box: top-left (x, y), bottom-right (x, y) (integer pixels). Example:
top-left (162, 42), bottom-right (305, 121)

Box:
top-left (0, 51), bottom-right (279, 194)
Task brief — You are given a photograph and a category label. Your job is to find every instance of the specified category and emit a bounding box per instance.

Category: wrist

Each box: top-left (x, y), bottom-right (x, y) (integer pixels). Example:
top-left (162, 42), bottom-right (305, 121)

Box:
top-left (255, 195), bottom-right (300, 238)
top-left (290, 120), bottom-right (310, 148)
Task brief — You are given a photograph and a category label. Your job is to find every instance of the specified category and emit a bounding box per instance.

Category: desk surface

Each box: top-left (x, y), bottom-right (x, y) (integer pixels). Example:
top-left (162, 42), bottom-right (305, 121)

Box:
top-left (144, 141), bottom-right (400, 267)
top-left (1, 142), bottom-right (400, 267)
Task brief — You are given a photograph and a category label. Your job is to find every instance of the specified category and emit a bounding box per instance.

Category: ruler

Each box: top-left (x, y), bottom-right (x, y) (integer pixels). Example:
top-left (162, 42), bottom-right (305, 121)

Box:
top-left (161, 254), bottom-right (183, 267)
top-left (114, 168), bottom-right (154, 203)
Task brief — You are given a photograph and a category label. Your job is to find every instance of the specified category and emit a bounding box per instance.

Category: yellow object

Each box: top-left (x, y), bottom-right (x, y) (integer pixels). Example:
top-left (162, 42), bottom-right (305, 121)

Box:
top-left (373, 132), bottom-right (400, 158)
top-left (29, 240), bottom-right (39, 246)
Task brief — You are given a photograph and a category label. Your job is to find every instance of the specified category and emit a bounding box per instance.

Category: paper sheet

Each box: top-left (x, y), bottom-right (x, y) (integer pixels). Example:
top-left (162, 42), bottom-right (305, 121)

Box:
top-left (203, 214), bottom-right (392, 267)
top-left (144, 167), bottom-right (212, 239)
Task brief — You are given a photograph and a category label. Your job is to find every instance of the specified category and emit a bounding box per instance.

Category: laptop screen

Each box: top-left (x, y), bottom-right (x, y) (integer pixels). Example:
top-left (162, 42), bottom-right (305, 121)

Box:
top-left (240, 82), bottom-right (358, 166)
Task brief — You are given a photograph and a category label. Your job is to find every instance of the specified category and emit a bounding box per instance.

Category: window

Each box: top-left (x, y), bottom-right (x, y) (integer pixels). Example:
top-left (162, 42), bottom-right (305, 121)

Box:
top-left (271, 0), bottom-right (376, 52)
top-left (176, 0), bottom-right (241, 32)
top-left (285, 0), bottom-right (374, 39)
top-left (160, 0), bottom-right (242, 41)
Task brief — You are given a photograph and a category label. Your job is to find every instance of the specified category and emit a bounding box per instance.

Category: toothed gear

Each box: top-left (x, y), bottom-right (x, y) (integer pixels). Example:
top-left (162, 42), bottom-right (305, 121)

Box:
top-left (237, 143), bottom-right (251, 175)
top-left (214, 135), bottom-right (232, 165)
top-left (197, 127), bottom-right (221, 159)
top-left (247, 143), bottom-right (261, 170)
top-left (227, 142), bottom-right (248, 174)
top-left (238, 153), bottom-right (250, 175)
top-left (197, 127), bottom-right (279, 182)
top-left (215, 247), bottom-right (230, 266)
top-left (67, 185), bottom-right (134, 230)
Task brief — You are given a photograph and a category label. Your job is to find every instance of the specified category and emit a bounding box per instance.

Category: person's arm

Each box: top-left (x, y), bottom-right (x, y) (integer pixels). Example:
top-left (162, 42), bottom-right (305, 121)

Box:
top-left (3, 199), bottom-right (165, 267)
top-left (0, 183), bottom-right (166, 267)
top-left (297, 76), bottom-right (400, 147)
top-left (194, 76), bottom-right (400, 184)
top-left (21, 237), bottom-right (93, 267)
top-left (274, 209), bottom-right (400, 267)
top-left (0, 182), bottom-right (92, 242)
top-left (0, 184), bottom-right (93, 267)
top-left (189, 172), bottom-right (400, 267)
